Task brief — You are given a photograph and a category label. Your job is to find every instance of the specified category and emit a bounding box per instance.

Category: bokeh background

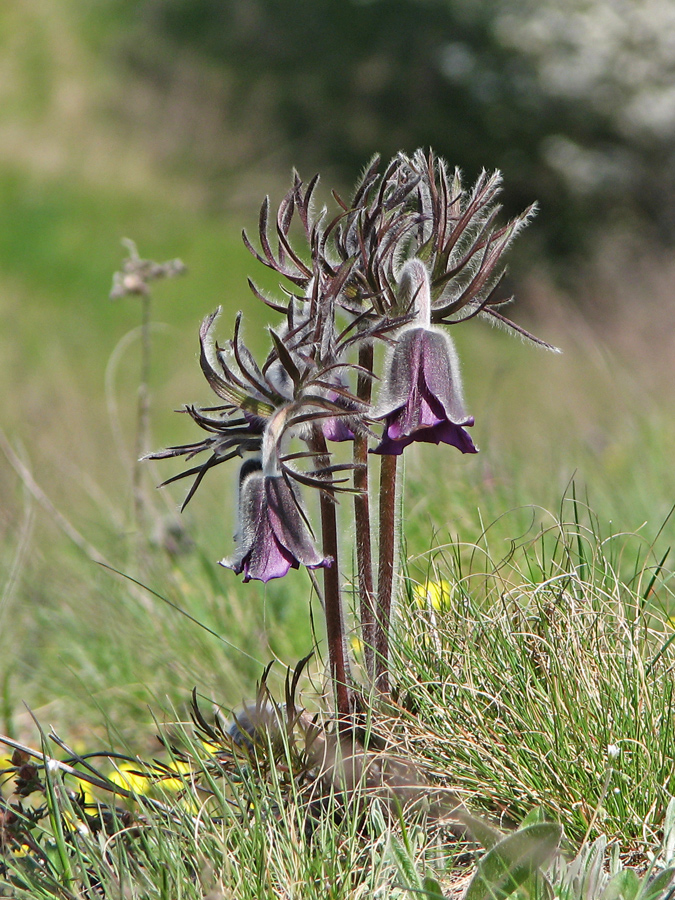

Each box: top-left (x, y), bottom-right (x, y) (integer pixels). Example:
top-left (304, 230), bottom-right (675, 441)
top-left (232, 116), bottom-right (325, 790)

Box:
top-left (2, 0), bottom-right (675, 747)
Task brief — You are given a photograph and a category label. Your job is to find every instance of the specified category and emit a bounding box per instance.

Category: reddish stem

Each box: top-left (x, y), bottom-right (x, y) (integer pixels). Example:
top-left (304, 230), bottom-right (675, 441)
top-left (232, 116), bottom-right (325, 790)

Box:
top-left (375, 452), bottom-right (398, 693)
top-left (354, 343), bottom-right (375, 680)
top-left (310, 430), bottom-right (352, 721)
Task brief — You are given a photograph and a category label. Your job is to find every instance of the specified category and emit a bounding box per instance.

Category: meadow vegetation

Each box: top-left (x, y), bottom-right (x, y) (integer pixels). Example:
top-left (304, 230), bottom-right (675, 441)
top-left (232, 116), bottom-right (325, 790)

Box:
top-left (2, 3), bottom-right (675, 897)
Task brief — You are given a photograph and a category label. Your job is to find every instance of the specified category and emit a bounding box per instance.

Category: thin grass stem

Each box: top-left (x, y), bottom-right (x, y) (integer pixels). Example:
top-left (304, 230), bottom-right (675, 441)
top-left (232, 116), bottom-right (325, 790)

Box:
top-left (133, 291), bottom-right (152, 536)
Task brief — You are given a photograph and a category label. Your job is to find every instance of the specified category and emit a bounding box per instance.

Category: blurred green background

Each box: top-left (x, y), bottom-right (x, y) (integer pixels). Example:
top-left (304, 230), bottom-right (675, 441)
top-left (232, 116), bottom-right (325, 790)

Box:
top-left (1, 0), bottom-right (674, 749)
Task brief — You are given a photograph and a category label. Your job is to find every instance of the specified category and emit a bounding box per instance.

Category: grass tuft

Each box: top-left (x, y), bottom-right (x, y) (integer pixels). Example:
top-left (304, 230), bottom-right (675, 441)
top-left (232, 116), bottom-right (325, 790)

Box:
top-left (392, 494), bottom-right (675, 847)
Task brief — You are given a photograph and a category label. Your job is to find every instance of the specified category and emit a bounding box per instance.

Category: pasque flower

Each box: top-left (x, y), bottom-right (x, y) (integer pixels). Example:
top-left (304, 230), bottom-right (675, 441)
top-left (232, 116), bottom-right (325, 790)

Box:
top-left (221, 411), bottom-right (331, 583)
top-left (221, 461), bottom-right (331, 582)
top-left (373, 260), bottom-right (477, 456)
top-left (151, 154), bottom-right (554, 712)
top-left (321, 383), bottom-right (357, 443)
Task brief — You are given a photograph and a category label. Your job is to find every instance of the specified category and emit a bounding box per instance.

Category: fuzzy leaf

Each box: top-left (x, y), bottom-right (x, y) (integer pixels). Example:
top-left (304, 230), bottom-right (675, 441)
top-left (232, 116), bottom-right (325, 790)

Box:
top-left (270, 328), bottom-right (303, 389)
top-left (519, 807), bottom-right (550, 829)
top-left (567, 836), bottom-right (607, 900)
top-left (454, 810), bottom-right (504, 851)
top-left (601, 870), bottom-right (641, 900)
top-left (637, 869), bottom-right (675, 900)
top-left (663, 798), bottom-right (675, 865)
top-left (465, 823), bottom-right (562, 900)
top-left (390, 834), bottom-right (422, 891)
top-left (422, 875), bottom-right (446, 898)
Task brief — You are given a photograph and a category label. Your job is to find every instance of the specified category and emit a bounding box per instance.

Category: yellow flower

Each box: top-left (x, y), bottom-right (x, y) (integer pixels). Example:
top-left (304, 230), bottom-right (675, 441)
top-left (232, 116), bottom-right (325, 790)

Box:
top-left (200, 739), bottom-right (221, 755)
top-left (350, 635), bottom-right (364, 655)
top-left (63, 809), bottom-right (90, 835)
top-left (108, 764), bottom-right (151, 795)
top-left (0, 754), bottom-right (13, 797)
top-left (412, 579), bottom-right (452, 612)
top-left (78, 782), bottom-right (98, 806)
top-left (159, 759), bottom-right (191, 792)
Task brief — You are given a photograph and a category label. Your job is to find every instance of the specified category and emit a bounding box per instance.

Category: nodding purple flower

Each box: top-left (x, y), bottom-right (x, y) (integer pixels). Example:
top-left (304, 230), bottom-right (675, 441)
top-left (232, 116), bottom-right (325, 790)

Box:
top-left (221, 411), bottom-right (331, 583)
top-left (221, 460), bottom-right (332, 583)
top-left (372, 259), bottom-right (478, 457)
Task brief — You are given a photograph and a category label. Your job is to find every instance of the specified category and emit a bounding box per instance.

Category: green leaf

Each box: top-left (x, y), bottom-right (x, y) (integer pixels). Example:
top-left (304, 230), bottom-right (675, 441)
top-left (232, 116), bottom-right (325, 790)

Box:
top-left (455, 809), bottom-right (504, 850)
top-left (637, 868), bottom-right (675, 900)
top-left (520, 807), bottom-right (549, 828)
top-left (465, 823), bottom-right (562, 900)
top-left (601, 870), bottom-right (641, 900)
top-left (532, 871), bottom-right (555, 900)
top-left (423, 875), bottom-right (446, 898)
top-left (579, 836), bottom-right (608, 900)
top-left (390, 834), bottom-right (422, 891)
top-left (663, 798), bottom-right (675, 865)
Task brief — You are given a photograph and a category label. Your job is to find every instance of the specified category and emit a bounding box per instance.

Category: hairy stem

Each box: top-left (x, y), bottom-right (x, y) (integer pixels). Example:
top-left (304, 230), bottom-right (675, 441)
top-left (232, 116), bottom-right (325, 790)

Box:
top-left (375, 453), bottom-right (398, 693)
top-left (133, 291), bottom-right (152, 535)
top-left (309, 430), bottom-right (353, 721)
top-left (354, 343), bottom-right (375, 681)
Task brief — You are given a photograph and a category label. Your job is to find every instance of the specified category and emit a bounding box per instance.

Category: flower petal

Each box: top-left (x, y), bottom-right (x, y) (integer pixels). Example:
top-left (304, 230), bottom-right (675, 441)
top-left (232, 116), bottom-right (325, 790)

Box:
top-left (265, 476), bottom-right (330, 569)
top-left (373, 328), bottom-right (418, 420)
top-left (373, 417), bottom-right (477, 455)
top-left (322, 415), bottom-right (356, 442)
top-left (221, 468), bottom-right (296, 582)
top-left (420, 328), bottom-right (469, 424)
top-left (373, 324), bottom-right (477, 455)
top-left (239, 533), bottom-right (297, 583)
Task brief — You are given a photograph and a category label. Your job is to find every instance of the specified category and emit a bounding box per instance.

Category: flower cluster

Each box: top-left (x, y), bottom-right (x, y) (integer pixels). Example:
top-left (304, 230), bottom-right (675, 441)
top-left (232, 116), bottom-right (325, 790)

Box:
top-left (149, 150), bottom-right (555, 707)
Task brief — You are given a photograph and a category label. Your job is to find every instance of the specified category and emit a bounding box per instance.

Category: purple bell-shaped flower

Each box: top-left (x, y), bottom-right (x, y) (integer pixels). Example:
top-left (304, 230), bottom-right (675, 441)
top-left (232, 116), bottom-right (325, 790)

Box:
top-left (221, 410), bottom-right (331, 583)
top-left (372, 260), bottom-right (477, 457)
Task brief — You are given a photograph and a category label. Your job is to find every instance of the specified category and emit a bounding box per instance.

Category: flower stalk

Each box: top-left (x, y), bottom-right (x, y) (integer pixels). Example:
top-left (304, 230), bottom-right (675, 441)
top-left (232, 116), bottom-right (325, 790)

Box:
top-left (109, 238), bottom-right (186, 546)
top-left (354, 342), bottom-right (375, 680)
top-left (375, 452), bottom-right (398, 693)
top-left (309, 429), bottom-right (353, 720)
top-left (133, 289), bottom-right (152, 535)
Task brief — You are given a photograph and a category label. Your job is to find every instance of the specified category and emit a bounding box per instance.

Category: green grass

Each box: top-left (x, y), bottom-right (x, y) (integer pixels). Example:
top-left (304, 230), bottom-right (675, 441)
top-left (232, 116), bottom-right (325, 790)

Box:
top-left (3, 512), bottom-right (675, 897)
top-left (394, 493), bottom-right (675, 846)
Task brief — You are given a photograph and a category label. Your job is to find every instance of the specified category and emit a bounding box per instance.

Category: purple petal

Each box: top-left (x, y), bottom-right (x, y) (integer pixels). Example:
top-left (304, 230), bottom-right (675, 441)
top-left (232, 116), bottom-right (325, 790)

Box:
top-left (221, 508), bottom-right (298, 583)
top-left (385, 385), bottom-right (446, 438)
top-left (322, 386), bottom-right (356, 442)
top-left (419, 329), bottom-right (468, 424)
top-left (322, 416), bottom-right (356, 442)
top-left (265, 476), bottom-right (330, 569)
top-left (376, 327), bottom-right (471, 427)
top-left (372, 414), bottom-right (477, 456)
top-left (373, 325), bottom-right (477, 456)
top-left (374, 328), bottom-right (419, 420)
top-left (370, 432), bottom-right (409, 456)
top-left (222, 469), bottom-right (300, 582)
top-left (239, 535), bottom-right (298, 583)
top-left (412, 418), bottom-right (477, 452)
